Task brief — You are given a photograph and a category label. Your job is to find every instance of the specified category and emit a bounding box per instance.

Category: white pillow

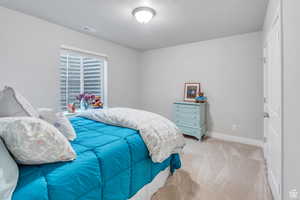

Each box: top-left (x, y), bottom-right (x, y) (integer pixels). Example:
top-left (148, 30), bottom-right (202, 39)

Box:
top-left (0, 138), bottom-right (19, 200)
top-left (0, 117), bottom-right (76, 165)
top-left (0, 86), bottom-right (39, 118)
top-left (38, 108), bottom-right (77, 141)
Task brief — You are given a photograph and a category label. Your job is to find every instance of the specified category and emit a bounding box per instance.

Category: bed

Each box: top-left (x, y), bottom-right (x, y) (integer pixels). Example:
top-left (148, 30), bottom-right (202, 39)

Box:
top-left (12, 117), bottom-right (181, 200)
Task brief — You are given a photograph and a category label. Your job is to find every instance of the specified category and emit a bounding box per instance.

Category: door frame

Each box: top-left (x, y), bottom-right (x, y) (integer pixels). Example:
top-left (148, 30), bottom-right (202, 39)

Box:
top-left (263, 44), bottom-right (269, 160)
top-left (263, 7), bottom-right (283, 200)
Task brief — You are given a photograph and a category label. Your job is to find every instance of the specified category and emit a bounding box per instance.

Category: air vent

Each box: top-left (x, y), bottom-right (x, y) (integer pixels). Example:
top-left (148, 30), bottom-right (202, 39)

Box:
top-left (82, 26), bottom-right (96, 33)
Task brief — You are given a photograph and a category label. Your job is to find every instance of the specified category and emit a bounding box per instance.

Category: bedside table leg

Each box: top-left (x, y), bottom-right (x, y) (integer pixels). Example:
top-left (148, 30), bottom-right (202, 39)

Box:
top-left (200, 135), bottom-right (205, 141)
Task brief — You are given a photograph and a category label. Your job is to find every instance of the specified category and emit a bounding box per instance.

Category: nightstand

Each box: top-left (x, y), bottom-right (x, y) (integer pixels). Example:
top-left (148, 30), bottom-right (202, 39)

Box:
top-left (63, 108), bottom-right (104, 118)
top-left (173, 102), bottom-right (207, 140)
top-left (63, 109), bottom-right (83, 118)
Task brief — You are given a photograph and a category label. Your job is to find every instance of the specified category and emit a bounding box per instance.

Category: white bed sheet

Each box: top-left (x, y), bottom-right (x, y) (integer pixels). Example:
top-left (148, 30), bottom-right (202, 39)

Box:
top-left (130, 167), bottom-right (170, 200)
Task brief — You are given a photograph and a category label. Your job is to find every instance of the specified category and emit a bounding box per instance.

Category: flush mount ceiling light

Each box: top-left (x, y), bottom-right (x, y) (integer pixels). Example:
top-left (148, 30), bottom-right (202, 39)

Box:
top-left (132, 7), bottom-right (156, 24)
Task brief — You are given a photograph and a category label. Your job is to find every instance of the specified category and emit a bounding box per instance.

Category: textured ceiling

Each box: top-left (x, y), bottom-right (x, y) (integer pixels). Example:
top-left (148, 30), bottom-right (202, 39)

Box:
top-left (0, 0), bottom-right (268, 50)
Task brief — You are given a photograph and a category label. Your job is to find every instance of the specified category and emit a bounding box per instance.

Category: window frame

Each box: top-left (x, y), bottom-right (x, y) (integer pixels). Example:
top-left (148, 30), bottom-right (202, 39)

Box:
top-left (60, 45), bottom-right (108, 110)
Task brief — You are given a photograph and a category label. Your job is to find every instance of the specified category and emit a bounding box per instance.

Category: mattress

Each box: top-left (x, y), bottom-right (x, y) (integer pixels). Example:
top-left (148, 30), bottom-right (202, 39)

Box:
top-left (12, 117), bottom-right (181, 200)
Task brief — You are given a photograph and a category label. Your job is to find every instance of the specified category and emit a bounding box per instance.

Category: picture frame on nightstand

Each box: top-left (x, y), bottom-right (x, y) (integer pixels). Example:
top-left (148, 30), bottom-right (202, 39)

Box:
top-left (184, 83), bottom-right (200, 102)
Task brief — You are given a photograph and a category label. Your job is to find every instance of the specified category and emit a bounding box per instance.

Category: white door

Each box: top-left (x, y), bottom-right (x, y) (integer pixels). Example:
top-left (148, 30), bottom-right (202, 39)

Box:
top-left (264, 13), bottom-right (282, 200)
top-left (263, 45), bottom-right (269, 160)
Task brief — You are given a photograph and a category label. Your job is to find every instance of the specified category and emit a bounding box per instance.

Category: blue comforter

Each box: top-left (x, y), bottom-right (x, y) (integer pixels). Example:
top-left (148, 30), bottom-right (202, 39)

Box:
top-left (13, 117), bottom-right (181, 200)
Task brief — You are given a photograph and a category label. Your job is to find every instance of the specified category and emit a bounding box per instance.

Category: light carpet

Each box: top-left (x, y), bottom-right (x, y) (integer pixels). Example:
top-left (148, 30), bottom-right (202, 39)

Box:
top-left (152, 138), bottom-right (273, 200)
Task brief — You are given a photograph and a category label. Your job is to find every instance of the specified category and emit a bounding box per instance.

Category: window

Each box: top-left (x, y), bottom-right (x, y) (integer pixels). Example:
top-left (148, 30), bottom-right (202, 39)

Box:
top-left (59, 47), bottom-right (107, 110)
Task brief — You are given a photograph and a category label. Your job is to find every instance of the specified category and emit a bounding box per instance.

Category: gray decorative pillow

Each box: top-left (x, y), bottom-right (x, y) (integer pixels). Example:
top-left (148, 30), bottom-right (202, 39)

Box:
top-left (0, 138), bottom-right (19, 200)
top-left (0, 86), bottom-right (39, 118)
top-left (0, 117), bottom-right (76, 165)
top-left (38, 108), bottom-right (77, 141)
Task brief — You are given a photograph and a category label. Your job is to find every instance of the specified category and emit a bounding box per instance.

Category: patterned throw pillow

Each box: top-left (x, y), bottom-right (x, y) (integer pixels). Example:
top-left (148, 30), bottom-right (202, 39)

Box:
top-left (0, 117), bottom-right (76, 165)
top-left (38, 108), bottom-right (77, 141)
top-left (0, 139), bottom-right (19, 200)
top-left (0, 86), bottom-right (39, 118)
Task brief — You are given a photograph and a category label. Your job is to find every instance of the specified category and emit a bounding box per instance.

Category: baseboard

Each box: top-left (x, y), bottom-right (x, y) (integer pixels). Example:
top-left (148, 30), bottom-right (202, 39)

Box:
top-left (209, 131), bottom-right (263, 147)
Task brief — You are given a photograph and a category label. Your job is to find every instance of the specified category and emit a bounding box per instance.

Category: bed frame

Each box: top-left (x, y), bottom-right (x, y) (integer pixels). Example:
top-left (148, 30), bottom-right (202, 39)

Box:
top-left (130, 167), bottom-right (170, 200)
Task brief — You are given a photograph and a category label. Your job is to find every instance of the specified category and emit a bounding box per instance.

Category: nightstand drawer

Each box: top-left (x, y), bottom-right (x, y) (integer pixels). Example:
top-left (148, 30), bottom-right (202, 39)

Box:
top-left (175, 104), bottom-right (201, 110)
top-left (175, 112), bottom-right (201, 123)
top-left (177, 125), bottom-right (203, 139)
top-left (175, 118), bottom-right (200, 128)
top-left (175, 106), bottom-right (200, 114)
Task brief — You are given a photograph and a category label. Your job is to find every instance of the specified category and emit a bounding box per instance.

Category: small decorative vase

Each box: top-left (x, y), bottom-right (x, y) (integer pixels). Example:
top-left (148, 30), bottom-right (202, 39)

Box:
top-left (80, 99), bottom-right (89, 110)
top-left (195, 96), bottom-right (207, 103)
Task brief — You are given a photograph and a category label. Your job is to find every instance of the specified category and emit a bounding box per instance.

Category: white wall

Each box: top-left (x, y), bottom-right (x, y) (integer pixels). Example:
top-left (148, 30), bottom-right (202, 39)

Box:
top-left (139, 32), bottom-right (263, 140)
top-left (282, 1), bottom-right (300, 199)
top-left (0, 6), bottom-right (141, 110)
top-left (0, 7), bottom-right (265, 142)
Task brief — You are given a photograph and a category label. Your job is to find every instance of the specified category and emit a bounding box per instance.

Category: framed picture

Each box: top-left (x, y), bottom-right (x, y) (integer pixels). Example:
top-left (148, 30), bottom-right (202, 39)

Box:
top-left (184, 83), bottom-right (200, 102)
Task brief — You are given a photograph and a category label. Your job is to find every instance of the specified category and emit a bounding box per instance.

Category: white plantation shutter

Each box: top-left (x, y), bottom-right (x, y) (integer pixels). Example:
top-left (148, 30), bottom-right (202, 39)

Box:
top-left (67, 56), bottom-right (81, 106)
top-left (60, 55), bottom-right (68, 110)
top-left (83, 58), bottom-right (103, 97)
top-left (59, 52), bottom-right (105, 111)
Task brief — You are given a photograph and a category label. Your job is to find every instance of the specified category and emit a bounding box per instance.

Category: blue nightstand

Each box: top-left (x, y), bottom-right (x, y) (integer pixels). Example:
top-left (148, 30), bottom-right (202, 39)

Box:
top-left (173, 102), bottom-right (207, 140)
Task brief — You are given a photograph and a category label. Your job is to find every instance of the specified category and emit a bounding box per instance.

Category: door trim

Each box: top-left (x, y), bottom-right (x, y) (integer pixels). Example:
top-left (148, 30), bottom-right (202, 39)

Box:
top-left (263, 7), bottom-right (283, 200)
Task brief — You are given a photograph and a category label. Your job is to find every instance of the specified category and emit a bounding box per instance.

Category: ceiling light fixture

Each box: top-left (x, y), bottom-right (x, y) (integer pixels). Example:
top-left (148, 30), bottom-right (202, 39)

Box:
top-left (132, 7), bottom-right (156, 24)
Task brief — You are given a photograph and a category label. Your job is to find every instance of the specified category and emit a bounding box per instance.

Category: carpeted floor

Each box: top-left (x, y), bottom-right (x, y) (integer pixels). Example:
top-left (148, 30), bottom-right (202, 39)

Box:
top-left (152, 138), bottom-right (273, 200)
